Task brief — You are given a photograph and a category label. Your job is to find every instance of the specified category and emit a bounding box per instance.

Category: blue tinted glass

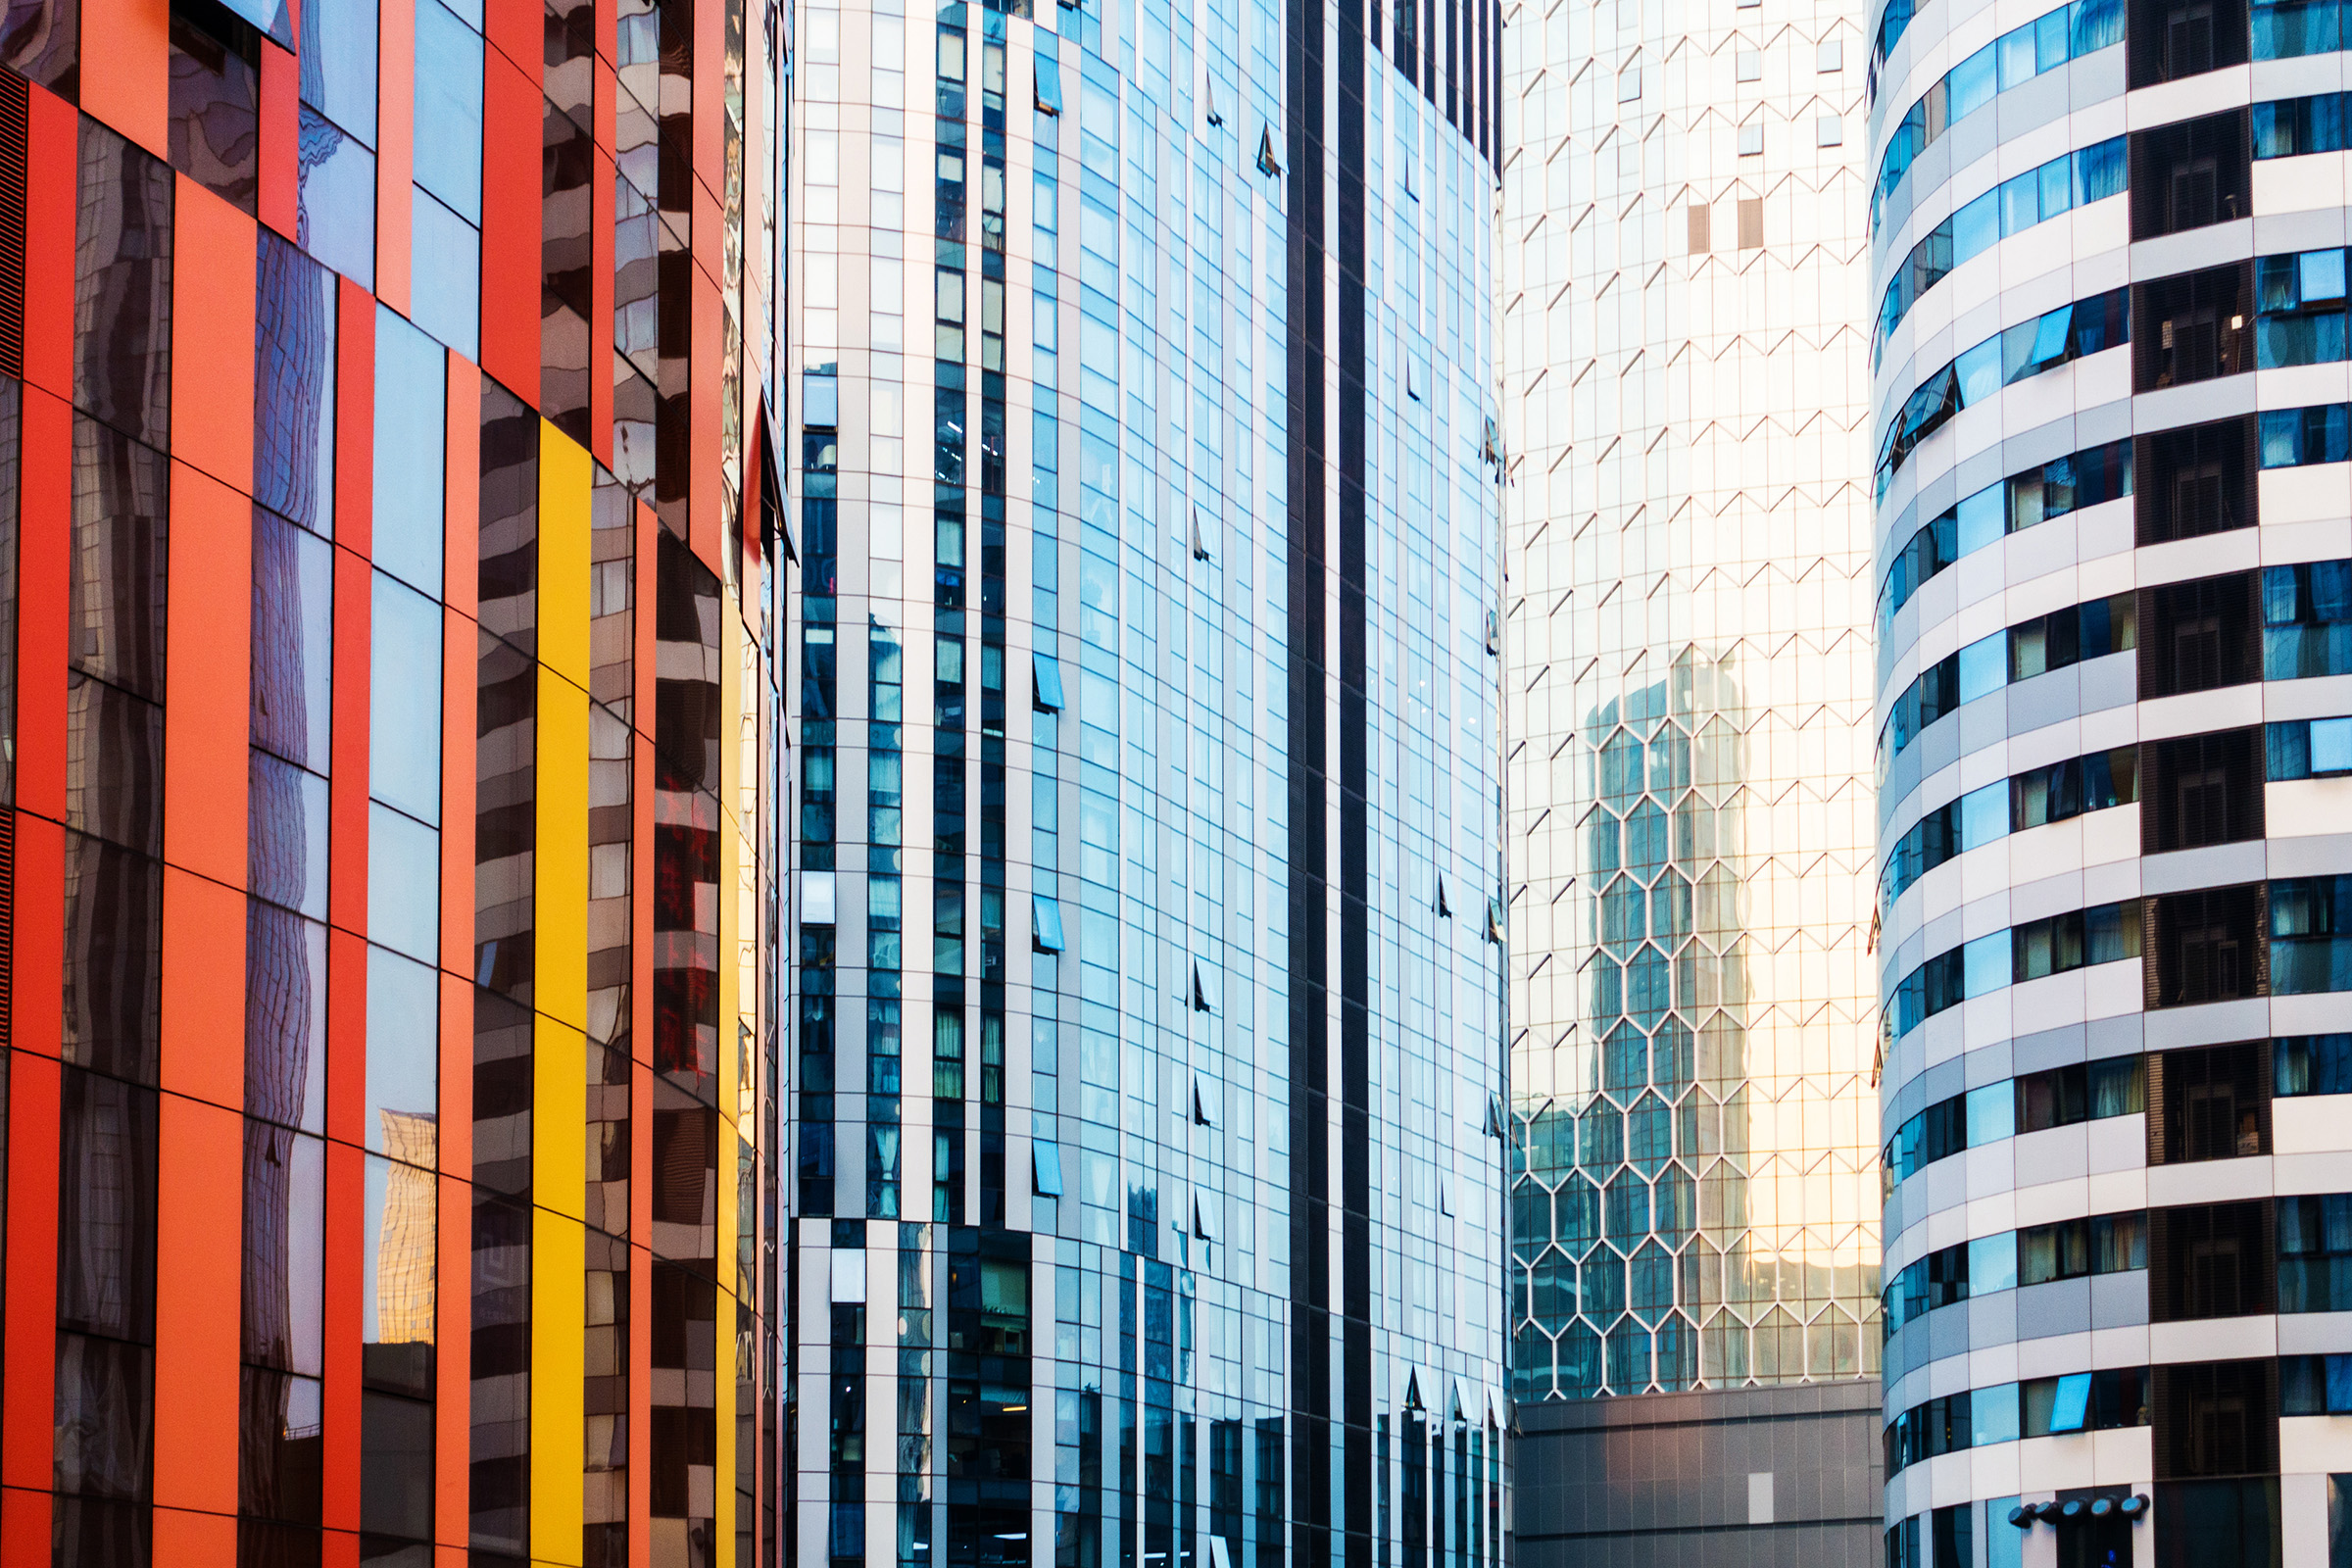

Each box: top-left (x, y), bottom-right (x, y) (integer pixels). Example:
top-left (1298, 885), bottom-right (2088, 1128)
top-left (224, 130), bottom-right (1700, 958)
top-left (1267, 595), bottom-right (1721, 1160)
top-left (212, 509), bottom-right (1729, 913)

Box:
top-left (2305, 248), bottom-right (2348, 302)
top-left (368, 800), bottom-right (439, 962)
top-left (2049, 1372), bottom-right (2090, 1431)
top-left (1954, 191), bottom-right (2000, 262)
top-left (1958, 632), bottom-right (2006, 701)
top-left (2039, 157), bottom-right (2071, 219)
top-left (2035, 8), bottom-right (2069, 67)
top-left (1963, 930), bottom-right (2011, 998)
top-left (2030, 304), bottom-right (2074, 366)
top-left (250, 750), bottom-right (330, 920)
top-left (251, 507), bottom-right (336, 768)
top-left (1960, 780), bottom-right (2007, 849)
top-left (296, 109), bottom-right (376, 288)
top-left (410, 189), bottom-right (479, 360)
top-left (2316, 716), bottom-right (2352, 772)
top-left (370, 571), bottom-right (444, 824)
top-left (373, 308), bottom-right (446, 596)
top-left (1997, 24), bottom-right (2037, 85)
top-left (1956, 338), bottom-right (2003, 403)
top-left (413, 0), bottom-right (483, 222)
top-left (301, 0), bottom-right (377, 142)
top-left (1950, 46), bottom-right (1997, 116)
top-left (365, 945), bottom-right (438, 1154)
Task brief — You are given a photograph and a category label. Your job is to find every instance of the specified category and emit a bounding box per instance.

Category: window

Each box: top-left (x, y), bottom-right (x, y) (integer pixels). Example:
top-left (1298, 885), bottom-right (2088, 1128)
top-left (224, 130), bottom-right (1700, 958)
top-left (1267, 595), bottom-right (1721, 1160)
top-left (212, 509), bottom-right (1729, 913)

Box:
top-left (2277, 1033), bottom-right (2352, 1095)
top-left (1738, 122), bottom-right (1762, 156)
top-left (2271, 874), bottom-right (2352, 994)
top-left (2017, 1055), bottom-right (2145, 1132)
top-left (2130, 0), bottom-right (2250, 82)
top-left (2260, 403), bottom-right (2352, 466)
top-left (2139, 571), bottom-right (2262, 697)
top-left (2263, 559), bottom-right (2352, 678)
top-left (169, 0), bottom-right (261, 212)
top-left (2012, 745), bottom-right (2138, 830)
top-left (2151, 1041), bottom-right (2271, 1161)
top-left (1032, 1142), bottom-right (1064, 1197)
top-left (2144, 728), bottom-right (2264, 852)
top-left (2253, 0), bottom-right (2342, 57)
top-left (2278, 1194), bottom-right (2352, 1310)
top-left (2147, 887), bottom-right (2268, 1006)
top-left (1738, 198), bottom-right (1762, 247)
top-left (2282, 1353), bottom-right (2352, 1412)
top-left (2138, 416), bottom-right (2256, 544)
top-left (2135, 263), bottom-right (2255, 391)
top-left (1032, 652), bottom-right (1065, 710)
top-left (2131, 109), bottom-right (2251, 237)
top-left (2153, 1361), bottom-right (2278, 1478)
top-left (1032, 894), bottom-right (1065, 953)
top-left (1818, 115), bottom-right (1844, 145)
top-left (1035, 50), bottom-right (1062, 114)
top-left (2150, 1200), bottom-right (2273, 1318)
top-left (1687, 203), bottom-right (1709, 254)
top-left (2154, 1477), bottom-right (2279, 1568)
top-left (2021, 1210), bottom-right (2148, 1285)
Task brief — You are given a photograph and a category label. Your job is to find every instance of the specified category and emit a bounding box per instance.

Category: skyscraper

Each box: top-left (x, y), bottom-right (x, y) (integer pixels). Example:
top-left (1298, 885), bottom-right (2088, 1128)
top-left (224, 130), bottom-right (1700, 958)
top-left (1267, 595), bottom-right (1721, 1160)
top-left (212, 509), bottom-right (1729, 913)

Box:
top-left (782, 0), bottom-right (1510, 1562)
top-left (1870, 0), bottom-right (2352, 1558)
top-left (0, 0), bottom-right (790, 1560)
top-left (1499, 0), bottom-right (1886, 1559)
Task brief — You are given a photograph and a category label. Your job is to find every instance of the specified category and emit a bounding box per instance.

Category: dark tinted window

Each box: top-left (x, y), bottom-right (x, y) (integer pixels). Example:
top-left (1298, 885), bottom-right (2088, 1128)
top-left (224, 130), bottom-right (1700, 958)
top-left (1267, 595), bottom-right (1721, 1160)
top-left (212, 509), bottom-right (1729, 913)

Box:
top-left (2152, 1360), bottom-right (2278, 1478)
top-left (2132, 109), bottom-right (2252, 237)
top-left (2140, 571), bottom-right (2262, 696)
top-left (2130, 0), bottom-right (2251, 83)
top-left (2145, 728), bottom-right (2265, 851)
top-left (2138, 416), bottom-right (2257, 544)
top-left (2145, 887), bottom-right (2268, 1007)
top-left (2135, 263), bottom-right (2255, 390)
top-left (2150, 1200), bottom-right (2274, 1319)
top-left (2149, 1040), bottom-right (2272, 1160)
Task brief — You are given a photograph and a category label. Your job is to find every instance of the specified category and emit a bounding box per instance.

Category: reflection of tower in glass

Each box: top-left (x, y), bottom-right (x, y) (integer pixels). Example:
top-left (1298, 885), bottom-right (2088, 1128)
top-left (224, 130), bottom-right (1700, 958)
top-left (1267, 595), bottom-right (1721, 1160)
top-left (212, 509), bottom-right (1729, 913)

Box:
top-left (375, 1110), bottom-right (438, 1345)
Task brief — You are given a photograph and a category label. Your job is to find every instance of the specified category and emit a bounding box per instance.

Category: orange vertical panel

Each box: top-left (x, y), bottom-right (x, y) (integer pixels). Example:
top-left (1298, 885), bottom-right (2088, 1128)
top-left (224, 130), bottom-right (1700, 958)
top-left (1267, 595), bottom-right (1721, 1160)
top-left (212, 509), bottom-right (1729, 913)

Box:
top-left (172, 181), bottom-right (258, 492)
top-left (151, 1088), bottom-right (244, 1521)
top-left (692, 0), bottom-right (720, 221)
top-left (589, 140), bottom-right (614, 469)
top-left (0, 1490), bottom-right (52, 1568)
top-left (477, 47), bottom-right (540, 407)
top-left (16, 388), bottom-right (67, 821)
top-left (319, 1107), bottom-right (368, 1532)
top-left (444, 355), bottom-right (480, 619)
top-left (259, 40), bottom-right (300, 238)
top-left (689, 262), bottom-right (721, 572)
top-left (375, 0), bottom-right (415, 314)
top-left (77, 0), bottom-right (168, 155)
top-left (329, 543), bottom-right (371, 940)
top-left (0, 1036), bottom-right (58, 1492)
top-left (151, 1509), bottom-right (236, 1568)
top-left (337, 277), bottom-right (376, 559)
top-left (22, 88), bottom-right (74, 401)
top-left (164, 463), bottom-right (253, 888)
top-left (160, 869), bottom-right (247, 1105)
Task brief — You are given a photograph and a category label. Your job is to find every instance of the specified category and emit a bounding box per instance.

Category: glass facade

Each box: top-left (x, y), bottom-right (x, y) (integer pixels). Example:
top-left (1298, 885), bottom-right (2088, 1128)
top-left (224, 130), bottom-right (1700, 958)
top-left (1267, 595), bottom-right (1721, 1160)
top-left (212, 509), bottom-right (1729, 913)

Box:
top-left (0, 0), bottom-right (788, 1562)
top-left (783, 0), bottom-right (1511, 1561)
top-left (1500, 0), bottom-right (1885, 1405)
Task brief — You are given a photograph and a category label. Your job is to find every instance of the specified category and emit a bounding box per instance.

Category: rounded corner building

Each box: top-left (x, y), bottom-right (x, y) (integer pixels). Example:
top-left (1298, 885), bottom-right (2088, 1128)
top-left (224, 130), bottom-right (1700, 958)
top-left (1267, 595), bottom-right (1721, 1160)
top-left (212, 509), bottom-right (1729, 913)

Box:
top-left (1869, 0), bottom-right (2352, 1555)
top-left (780, 0), bottom-right (1513, 1565)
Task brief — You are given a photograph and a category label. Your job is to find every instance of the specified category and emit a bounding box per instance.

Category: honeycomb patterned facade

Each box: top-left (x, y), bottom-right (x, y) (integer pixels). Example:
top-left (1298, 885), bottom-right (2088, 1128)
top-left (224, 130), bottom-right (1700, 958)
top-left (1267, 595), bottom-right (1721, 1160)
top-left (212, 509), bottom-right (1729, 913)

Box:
top-left (1501, 0), bottom-right (1886, 1402)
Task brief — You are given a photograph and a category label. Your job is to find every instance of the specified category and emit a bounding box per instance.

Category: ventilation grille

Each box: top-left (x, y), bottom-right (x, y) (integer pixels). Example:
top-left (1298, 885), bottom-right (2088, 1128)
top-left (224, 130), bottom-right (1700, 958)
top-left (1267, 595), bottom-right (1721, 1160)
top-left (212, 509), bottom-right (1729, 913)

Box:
top-left (0, 70), bottom-right (24, 382)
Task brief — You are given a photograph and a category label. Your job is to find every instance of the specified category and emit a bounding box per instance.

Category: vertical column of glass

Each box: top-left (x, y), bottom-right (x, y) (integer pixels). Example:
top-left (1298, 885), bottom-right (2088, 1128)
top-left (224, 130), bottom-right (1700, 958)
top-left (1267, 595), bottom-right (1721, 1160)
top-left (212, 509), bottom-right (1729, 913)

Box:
top-left (898, 1220), bottom-right (934, 1568)
top-left (974, 7), bottom-right (1011, 1234)
top-left (933, 7), bottom-right (972, 1232)
top-left (800, 398), bottom-right (840, 1219)
top-left (471, 383), bottom-right (541, 1558)
top-left (582, 471), bottom-right (635, 1566)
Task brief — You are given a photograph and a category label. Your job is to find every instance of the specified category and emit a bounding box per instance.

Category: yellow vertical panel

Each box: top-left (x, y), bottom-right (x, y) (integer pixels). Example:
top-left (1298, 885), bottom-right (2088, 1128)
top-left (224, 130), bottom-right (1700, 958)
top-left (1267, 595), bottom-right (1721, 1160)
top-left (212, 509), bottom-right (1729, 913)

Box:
top-left (529, 1195), bottom-right (587, 1567)
top-left (538, 419), bottom-right (594, 690)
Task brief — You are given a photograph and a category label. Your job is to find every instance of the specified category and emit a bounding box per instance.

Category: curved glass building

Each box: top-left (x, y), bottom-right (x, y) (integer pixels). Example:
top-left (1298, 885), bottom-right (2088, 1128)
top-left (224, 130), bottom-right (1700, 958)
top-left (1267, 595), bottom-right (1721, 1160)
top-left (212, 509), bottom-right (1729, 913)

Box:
top-left (781, 0), bottom-right (1511, 1564)
top-left (1870, 0), bottom-right (2352, 1556)
top-left (1498, 0), bottom-right (1887, 1558)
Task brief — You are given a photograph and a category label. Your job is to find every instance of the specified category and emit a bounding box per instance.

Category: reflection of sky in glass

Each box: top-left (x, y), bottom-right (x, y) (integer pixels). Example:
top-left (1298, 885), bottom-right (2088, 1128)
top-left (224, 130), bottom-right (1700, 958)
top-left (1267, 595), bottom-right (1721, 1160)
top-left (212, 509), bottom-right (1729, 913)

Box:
top-left (1500, 0), bottom-right (1882, 1399)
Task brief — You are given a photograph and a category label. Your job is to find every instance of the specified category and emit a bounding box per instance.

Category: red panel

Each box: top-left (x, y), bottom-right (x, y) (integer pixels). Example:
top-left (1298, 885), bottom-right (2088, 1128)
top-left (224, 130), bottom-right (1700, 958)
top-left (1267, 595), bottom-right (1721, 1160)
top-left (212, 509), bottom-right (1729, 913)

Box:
top-left (0, 1043), bottom-right (58, 1494)
top-left (259, 40), bottom-right (300, 238)
top-left (0, 1488), bottom-right (52, 1568)
top-left (374, 0), bottom-right (415, 314)
top-left (164, 462), bottom-right (253, 889)
top-left (151, 1091), bottom-right (243, 1517)
top-left (336, 277), bottom-right (375, 560)
top-left (160, 868), bottom-right (246, 1106)
top-left (443, 356), bottom-right (480, 619)
top-left (589, 140), bottom-right (614, 468)
top-left (15, 388), bottom-right (67, 823)
top-left (21, 87), bottom-right (74, 401)
top-left (78, 0), bottom-right (168, 155)
top-left (152, 1508), bottom-right (235, 1568)
top-left (320, 1130), bottom-right (366, 1533)
top-left (478, 47), bottom-right (540, 407)
top-left (484, 0), bottom-right (536, 95)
